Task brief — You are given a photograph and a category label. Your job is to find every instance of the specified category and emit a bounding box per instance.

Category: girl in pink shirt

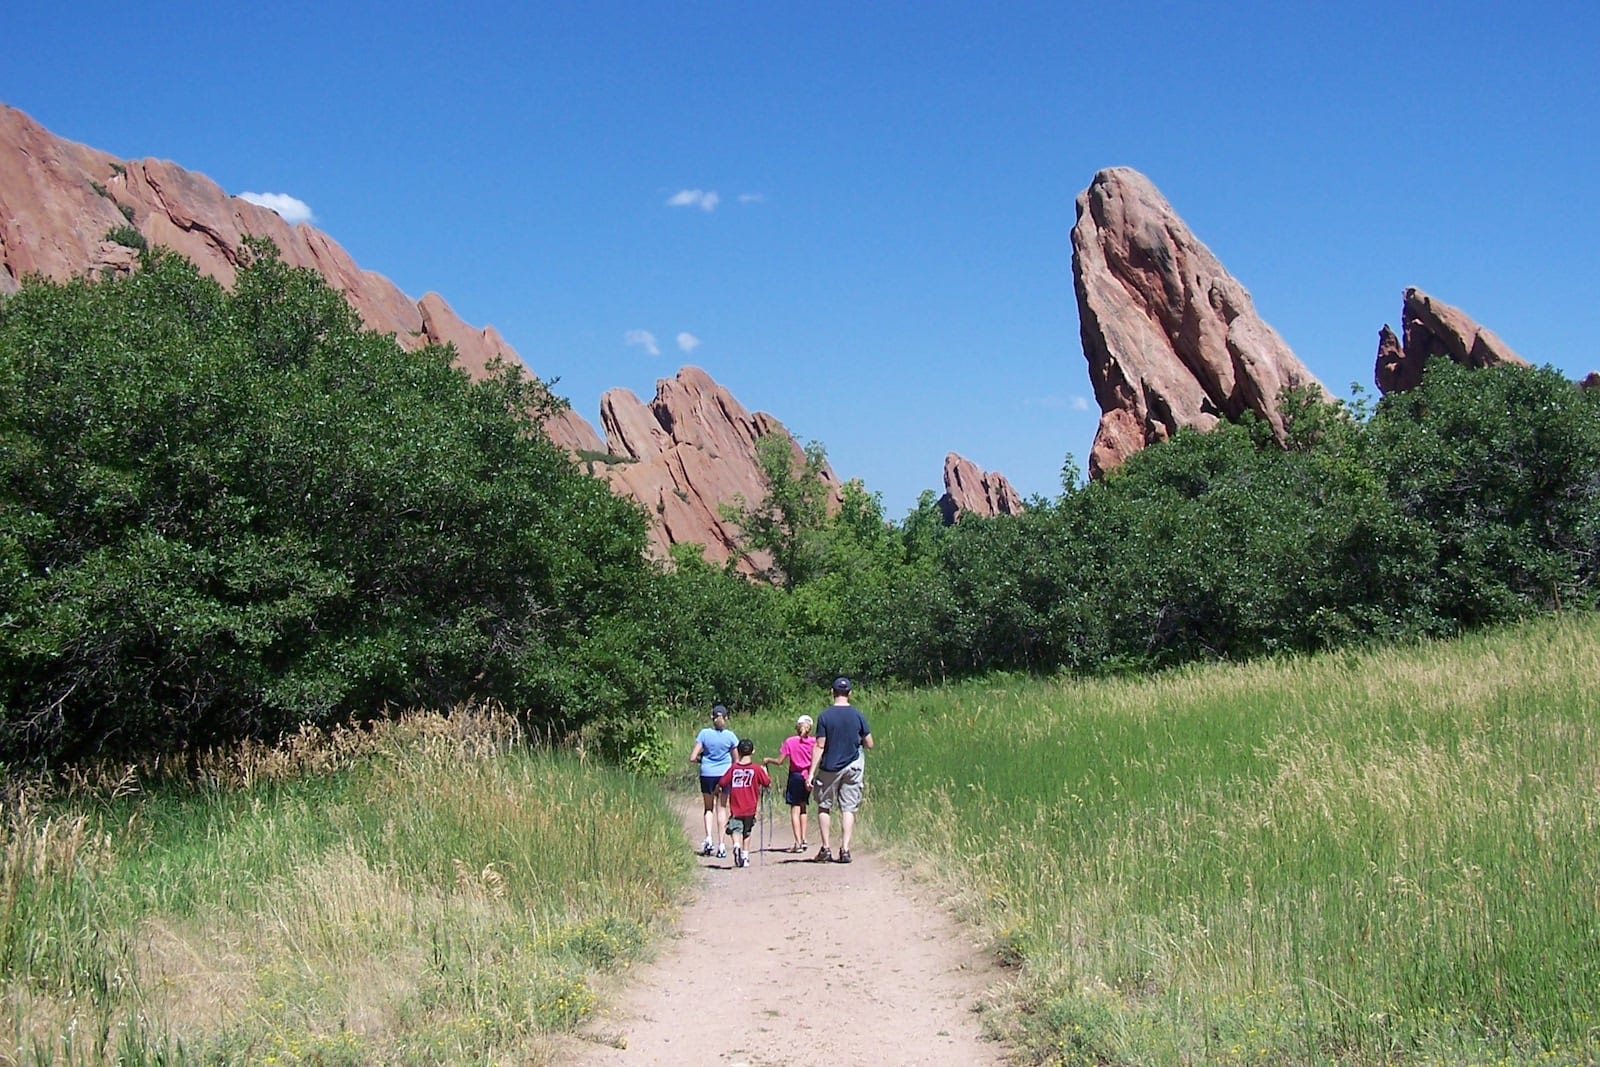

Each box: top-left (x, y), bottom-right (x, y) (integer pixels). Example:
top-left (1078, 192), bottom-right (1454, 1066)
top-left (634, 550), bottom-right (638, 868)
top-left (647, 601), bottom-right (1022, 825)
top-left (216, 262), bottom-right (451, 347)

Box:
top-left (763, 714), bottom-right (816, 852)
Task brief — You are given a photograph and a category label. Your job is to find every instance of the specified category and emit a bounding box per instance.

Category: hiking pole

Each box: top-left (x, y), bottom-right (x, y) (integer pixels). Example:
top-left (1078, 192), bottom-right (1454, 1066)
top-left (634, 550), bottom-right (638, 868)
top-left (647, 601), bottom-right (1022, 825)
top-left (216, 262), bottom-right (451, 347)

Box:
top-left (760, 786), bottom-right (771, 866)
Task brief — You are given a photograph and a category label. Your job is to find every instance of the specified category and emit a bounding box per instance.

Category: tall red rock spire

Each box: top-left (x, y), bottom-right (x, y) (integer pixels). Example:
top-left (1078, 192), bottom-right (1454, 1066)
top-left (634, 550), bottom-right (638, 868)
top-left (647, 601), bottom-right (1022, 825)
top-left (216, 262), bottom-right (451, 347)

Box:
top-left (1071, 167), bottom-right (1327, 478)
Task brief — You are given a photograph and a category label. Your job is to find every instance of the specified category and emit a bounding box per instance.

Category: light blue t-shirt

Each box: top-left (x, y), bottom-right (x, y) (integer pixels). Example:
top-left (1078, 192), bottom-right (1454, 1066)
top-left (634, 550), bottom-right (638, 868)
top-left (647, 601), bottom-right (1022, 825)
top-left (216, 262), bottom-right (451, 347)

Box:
top-left (695, 727), bottom-right (740, 777)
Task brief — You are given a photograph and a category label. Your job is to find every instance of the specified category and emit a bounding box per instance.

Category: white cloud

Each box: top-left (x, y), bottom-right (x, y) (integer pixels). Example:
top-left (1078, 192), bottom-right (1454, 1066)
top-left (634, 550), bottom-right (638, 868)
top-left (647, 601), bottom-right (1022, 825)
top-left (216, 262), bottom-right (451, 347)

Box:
top-left (1021, 395), bottom-right (1094, 412)
top-left (624, 329), bottom-right (660, 356)
top-left (238, 191), bottom-right (315, 225)
top-left (666, 189), bottom-right (720, 212)
top-left (676, 331), bottom-right (701, 353)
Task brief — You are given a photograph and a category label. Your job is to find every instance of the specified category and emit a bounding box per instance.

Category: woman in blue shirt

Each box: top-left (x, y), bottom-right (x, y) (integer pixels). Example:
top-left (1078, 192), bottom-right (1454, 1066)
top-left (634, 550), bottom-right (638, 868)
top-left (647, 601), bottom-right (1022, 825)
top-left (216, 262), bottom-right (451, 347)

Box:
top-left (687, 705), bottom-right (739, 857)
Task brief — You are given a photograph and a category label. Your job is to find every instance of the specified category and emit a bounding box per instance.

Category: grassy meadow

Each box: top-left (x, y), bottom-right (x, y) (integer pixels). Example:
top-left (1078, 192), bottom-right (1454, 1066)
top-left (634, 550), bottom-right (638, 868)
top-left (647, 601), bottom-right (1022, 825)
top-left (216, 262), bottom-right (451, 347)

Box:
top-left (723, 614), bottom-right (1600, 1064)
top-left (0, 706), bottom-right (692, 1065)
top-left (845, 614), bottom-right (1598, 1066)
top-left (8, 614), bottom-right (1599, 1065)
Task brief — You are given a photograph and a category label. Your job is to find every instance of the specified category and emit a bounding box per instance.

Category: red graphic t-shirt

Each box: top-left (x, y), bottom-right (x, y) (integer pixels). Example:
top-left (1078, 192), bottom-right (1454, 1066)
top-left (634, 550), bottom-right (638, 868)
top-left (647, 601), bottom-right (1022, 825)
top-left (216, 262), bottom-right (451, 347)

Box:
top-left (716, 762), bottom-right (772, 818)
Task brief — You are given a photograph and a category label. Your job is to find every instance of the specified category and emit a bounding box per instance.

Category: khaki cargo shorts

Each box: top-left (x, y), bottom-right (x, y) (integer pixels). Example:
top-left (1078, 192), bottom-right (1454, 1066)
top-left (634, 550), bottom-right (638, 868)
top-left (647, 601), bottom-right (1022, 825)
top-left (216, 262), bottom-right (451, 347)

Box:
top-left (814, 757), bottom-right (865, 813)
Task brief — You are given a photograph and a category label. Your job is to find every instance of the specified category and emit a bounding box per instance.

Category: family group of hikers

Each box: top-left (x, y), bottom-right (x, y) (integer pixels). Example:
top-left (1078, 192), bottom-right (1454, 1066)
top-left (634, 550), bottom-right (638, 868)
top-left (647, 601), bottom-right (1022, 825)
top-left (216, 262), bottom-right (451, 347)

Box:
top-left (687, 676), bottom-right (873, 867)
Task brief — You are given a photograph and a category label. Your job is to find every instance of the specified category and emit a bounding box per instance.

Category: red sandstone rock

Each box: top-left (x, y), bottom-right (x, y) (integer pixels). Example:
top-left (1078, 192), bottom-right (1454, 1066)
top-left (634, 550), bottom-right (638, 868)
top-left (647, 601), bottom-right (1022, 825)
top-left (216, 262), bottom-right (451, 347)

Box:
top-left (1374, 324), bottom-right (1411, 393)
top-left (938, 452), bottom-right (1023, 522)
top-left (0, 105), bottom-right (856, 567)
top-left (600, 367), bottom-right (842, 570)
top-left (0, 103), bottom-right (603, 455)
top-left (1374, 287), bottom-right (1531, 394)
top-left (1071, 167), bottom-right (1328, 478)
top-left (415, 291), bottom-right (602, 452)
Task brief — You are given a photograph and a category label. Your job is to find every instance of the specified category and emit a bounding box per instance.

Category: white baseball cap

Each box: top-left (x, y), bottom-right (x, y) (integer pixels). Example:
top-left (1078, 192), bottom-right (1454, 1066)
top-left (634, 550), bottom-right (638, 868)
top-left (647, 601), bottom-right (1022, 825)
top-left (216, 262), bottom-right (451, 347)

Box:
top-left (796, 714), bottom-right (814, 727)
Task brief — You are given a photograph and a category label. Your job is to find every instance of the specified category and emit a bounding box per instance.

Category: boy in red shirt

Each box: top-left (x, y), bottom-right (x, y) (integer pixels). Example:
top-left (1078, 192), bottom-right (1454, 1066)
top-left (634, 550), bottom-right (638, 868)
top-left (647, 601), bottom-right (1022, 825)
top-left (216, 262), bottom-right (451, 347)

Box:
top-left (716, 738), bottom-right (771, 867)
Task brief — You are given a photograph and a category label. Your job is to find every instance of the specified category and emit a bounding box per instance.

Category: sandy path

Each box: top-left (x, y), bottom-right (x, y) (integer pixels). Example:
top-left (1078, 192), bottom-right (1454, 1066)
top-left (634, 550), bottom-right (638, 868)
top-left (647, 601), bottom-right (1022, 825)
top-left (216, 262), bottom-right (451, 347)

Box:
top-left (565, 795), bottom-right (1009, 1066)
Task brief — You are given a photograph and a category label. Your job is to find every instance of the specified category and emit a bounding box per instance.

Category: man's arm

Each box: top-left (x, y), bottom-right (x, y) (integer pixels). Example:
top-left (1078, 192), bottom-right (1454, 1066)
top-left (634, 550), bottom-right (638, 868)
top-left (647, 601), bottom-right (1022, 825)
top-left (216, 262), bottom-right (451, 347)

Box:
top-left (862, 732), bottom-right (874, 751)
top-left (810, 737), bottom-right (828, 783)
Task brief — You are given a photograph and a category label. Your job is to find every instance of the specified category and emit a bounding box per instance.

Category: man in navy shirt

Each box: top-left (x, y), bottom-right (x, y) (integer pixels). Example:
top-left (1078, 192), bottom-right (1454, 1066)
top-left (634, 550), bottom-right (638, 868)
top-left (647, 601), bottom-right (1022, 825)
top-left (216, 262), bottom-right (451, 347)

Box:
top-left (809, 677), bottom-right (873, 864)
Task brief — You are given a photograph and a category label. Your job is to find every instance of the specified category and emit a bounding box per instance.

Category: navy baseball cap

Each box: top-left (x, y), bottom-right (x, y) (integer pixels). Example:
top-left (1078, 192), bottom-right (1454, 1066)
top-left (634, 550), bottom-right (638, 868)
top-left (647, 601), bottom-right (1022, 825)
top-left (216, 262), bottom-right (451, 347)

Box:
top-left (832, 677), bottom-right (852, 693)
top-left (711, 704), bottom-right (729, 719)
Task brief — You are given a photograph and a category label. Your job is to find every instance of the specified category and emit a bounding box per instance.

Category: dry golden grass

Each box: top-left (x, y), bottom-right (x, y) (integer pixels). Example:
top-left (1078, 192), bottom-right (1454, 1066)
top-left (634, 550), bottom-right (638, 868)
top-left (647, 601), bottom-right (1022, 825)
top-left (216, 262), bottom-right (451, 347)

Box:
top-left (1, 703), bottom-right (688, 1065)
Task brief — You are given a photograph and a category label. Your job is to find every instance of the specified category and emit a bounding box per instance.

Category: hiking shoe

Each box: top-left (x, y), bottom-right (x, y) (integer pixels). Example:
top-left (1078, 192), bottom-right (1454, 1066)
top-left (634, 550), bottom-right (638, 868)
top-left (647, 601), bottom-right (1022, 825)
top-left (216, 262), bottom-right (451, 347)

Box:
top-left (700, 839), bottom-right (713, 857)
top-left (716, 844), bottom-right (727, 859)
top-left (734, 847), bottom-right (747, 868)
top-left (837, 849), bottom-right (852, 864)
top-left (811, 846), bottom-right (832, 863)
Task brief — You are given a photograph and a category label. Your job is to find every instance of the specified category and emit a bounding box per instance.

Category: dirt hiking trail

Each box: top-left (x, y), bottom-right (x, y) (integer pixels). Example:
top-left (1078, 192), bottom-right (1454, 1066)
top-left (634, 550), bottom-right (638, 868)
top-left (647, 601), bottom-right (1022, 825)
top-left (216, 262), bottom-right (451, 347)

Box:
top-left (566, 794), bottom-right (1010, 1066)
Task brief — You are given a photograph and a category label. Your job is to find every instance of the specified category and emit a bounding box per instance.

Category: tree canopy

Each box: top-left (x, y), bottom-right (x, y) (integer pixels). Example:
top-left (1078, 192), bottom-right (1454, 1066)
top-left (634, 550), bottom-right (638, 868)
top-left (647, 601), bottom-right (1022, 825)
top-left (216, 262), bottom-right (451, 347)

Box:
top-left (5, 243), bottom-right (1598, 769)
top-left (0, 243), bottom-right (652, 764)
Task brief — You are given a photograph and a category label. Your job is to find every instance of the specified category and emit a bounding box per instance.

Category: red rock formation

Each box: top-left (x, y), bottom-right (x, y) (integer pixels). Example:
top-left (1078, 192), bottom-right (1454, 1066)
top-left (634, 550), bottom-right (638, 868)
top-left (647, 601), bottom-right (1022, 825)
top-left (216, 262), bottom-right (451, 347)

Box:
top-left (1374, 324), bottom-right (1409, 392)
top-left (938, 453), bottom-right (1023, 523)
top-left (0, 105), bottom-right (842, 570)
top-left (1071, 167), bottom-right (1328, 478)
top-left (600, 367), bottom-right (842, 570)
top-left (0, 103), bottom-right (603, 453)
top-left (1374, 287), bottom-right (1531, 394)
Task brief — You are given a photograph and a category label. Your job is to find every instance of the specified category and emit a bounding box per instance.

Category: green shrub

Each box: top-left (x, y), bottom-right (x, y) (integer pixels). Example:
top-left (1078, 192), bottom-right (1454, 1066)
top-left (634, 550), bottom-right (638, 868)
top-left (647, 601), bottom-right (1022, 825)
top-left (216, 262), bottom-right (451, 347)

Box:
top-left (0, 241), bottom-right (654, 764)
top-left (103, 224), bottom-right (146, 251)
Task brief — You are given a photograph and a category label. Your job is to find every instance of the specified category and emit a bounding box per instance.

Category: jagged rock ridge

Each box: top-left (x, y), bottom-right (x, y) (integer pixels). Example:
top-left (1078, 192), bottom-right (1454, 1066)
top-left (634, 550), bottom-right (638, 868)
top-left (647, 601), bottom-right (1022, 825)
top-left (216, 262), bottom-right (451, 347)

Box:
top-left (1, 103), bottom-right (856, 567)
top-left (0, 102), bottom-right (603, 453)
top-left (938, 452), bottom-right (1023, 523)
top-left (599, 367), bottom-right (843, 571)
top-left (1071, 167), bottom-right (1328, 478)
top-left (1375, 287), bottom-right (1530, 394)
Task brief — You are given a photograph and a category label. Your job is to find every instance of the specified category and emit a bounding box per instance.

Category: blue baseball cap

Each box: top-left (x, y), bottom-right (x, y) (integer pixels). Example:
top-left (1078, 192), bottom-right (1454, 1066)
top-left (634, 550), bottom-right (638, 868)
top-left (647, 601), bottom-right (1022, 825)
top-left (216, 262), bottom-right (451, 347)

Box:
top-left (832, 677), bottom-right (852, 693)
top-left (711, 704), bottom-right (729, 719)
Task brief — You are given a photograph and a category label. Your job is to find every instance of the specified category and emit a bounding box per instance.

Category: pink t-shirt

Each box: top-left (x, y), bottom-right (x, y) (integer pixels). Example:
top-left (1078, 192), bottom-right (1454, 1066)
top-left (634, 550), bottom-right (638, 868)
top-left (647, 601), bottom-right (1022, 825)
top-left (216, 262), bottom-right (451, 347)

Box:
top-left (779, 735), bottom-right (815, 775)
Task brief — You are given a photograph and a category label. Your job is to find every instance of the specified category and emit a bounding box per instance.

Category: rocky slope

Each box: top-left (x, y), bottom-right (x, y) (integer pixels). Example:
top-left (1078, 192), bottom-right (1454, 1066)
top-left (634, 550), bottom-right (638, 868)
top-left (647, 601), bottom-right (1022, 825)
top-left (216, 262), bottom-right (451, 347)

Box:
top-left (599, 367), bottom-right (843, 570)
top-left (1071, 167), bottom-right (1329, 478)
top-left (1374, 287), bottom-right (1531, 393)
top-left (1, 103), bottom-right (862, 566)
top-left (938, 452), bottom-right (1023, 522)
top-left (0, 104), bottom-right (606, 455)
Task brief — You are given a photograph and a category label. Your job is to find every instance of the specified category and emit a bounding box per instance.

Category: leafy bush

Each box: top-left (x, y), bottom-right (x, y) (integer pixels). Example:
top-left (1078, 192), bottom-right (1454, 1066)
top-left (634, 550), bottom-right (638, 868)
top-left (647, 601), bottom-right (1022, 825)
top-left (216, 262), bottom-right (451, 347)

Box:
top-left (725, 364), bottom-right (1600, 689)
top-left (1367, 360), bottom-right (1600, 624)
top-left (103, 224), bottom-right (146, 251)
top-left (5, 233), bottom-right (1596, 768)
top-left (0, 241), bottom-right (654, 764)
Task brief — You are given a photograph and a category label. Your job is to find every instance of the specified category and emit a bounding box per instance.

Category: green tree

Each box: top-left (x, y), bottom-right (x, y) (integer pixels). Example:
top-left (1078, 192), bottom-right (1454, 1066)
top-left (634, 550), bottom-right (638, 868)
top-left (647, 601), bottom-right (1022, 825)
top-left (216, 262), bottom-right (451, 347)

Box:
top-left (721, 434), bottom-right (832, 589)
top-left (0, 243), bottom-right (653, 764)
top-left (1367, 359), bottom-right (1600, 625)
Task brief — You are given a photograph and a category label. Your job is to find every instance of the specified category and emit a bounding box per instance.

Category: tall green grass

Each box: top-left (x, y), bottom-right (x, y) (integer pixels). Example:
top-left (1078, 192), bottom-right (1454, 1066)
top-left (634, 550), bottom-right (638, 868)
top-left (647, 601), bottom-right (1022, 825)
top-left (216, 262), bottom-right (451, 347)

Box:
top-left (859, 615), bottom-right (1600, 1065)
top-left (1, 706), bottom-right (692, 1065)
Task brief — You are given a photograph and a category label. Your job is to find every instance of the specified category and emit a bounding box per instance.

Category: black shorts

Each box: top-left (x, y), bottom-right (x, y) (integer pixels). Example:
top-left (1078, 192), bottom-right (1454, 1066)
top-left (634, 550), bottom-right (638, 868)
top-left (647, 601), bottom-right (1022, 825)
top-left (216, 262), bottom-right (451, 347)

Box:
top-left (785, 770), bottom-right (812, 807)
top-left (700, 774), bottom-right (723, 796)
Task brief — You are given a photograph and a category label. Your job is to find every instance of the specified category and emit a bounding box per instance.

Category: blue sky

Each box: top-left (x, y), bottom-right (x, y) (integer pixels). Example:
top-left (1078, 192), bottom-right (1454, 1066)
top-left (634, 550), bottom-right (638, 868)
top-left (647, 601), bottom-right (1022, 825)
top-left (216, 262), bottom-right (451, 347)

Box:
top-left (7, 2), bottom-right (1598, 517)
